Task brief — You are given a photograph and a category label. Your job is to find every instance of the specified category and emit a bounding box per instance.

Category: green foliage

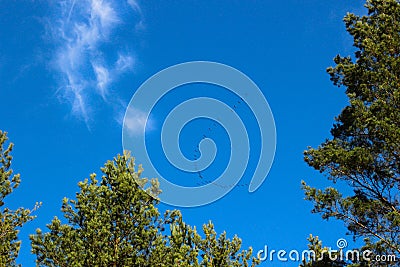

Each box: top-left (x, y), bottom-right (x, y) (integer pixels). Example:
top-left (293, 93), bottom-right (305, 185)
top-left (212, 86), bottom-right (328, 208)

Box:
top-left (30, 152), bottom-right (259, 267)
top-left (161, 210), bottom-right (258, 267)
top-left (302, 0), bottom-right (400, 266)
top-left (300, 235), bottom-right (346, 267)
top-left (0, 131), bottom-right (38, 267)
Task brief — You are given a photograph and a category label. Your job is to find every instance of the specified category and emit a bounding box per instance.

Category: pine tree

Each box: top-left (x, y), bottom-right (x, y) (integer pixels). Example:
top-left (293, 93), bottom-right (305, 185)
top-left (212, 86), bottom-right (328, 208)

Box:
top-left (302, 0), bottom-right (400, 266)
top-left (300, 235), bottom-right (346, 267)
top-left (30, 152), bottom-right (259, 267)
top-left (0, 131), bottom-right (38, 266)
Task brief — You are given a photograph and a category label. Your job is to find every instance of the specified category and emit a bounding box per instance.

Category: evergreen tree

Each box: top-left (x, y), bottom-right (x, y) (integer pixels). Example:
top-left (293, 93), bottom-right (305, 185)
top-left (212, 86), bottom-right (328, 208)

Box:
top-left (302, 0), bottom-right (400, 266)
top-left (30, 152), bottom-right (259, 267)
top-left (300, 235), bottom-right (346, 267)
top-left (0, 131), bottom-right (38, 266)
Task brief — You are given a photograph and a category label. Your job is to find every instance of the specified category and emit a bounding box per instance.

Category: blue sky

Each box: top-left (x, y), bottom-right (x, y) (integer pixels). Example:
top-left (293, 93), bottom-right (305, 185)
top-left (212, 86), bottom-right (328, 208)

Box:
top-left (0, 0), bottom-right (367, 266)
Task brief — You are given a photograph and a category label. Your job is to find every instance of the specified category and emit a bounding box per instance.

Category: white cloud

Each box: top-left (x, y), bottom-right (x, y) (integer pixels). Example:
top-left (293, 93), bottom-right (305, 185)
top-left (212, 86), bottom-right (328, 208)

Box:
top-left (127, 0), bottom-right (145, 31)
top-left (92, 62), bottom-right (110, 99)
top-left (90, 0), bottom-right (119, 30)
top-left (50, 0), bottom-right (141, 122)
top-left (115, 54), bottom-right (134, 72)
top-left (127, 0), bottom-right (141, 13)
top-left (124, 108), bottom-right (154, 136)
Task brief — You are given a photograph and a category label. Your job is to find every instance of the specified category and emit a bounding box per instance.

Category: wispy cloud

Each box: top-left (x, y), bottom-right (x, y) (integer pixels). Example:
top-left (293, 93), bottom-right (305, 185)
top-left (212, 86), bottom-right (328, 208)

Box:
top-left (92, 62), bottom-right (110, 99)
top-left (115, 54), bottom-right (135, 73)
top-left (127, 0), bottom-right (142, 14)
top-left (50, 0), bottom-right (142, 123)
top-left (124, 107), bottom-right (154, 136)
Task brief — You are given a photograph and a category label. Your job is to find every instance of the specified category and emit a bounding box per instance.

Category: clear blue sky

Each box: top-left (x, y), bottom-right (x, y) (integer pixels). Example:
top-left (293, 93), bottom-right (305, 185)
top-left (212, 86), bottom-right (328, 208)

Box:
top-left (1, 1), bottom-right (366, 266)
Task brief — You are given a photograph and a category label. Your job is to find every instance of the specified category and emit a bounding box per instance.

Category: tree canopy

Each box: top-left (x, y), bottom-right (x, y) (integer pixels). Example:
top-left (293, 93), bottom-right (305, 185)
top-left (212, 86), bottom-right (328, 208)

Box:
top-left (302, 0), bottom-right (400, 266)
top-left (30, 152), bottom-right (259, 267)
top-left (0, 131), bottom-right (38, 267)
